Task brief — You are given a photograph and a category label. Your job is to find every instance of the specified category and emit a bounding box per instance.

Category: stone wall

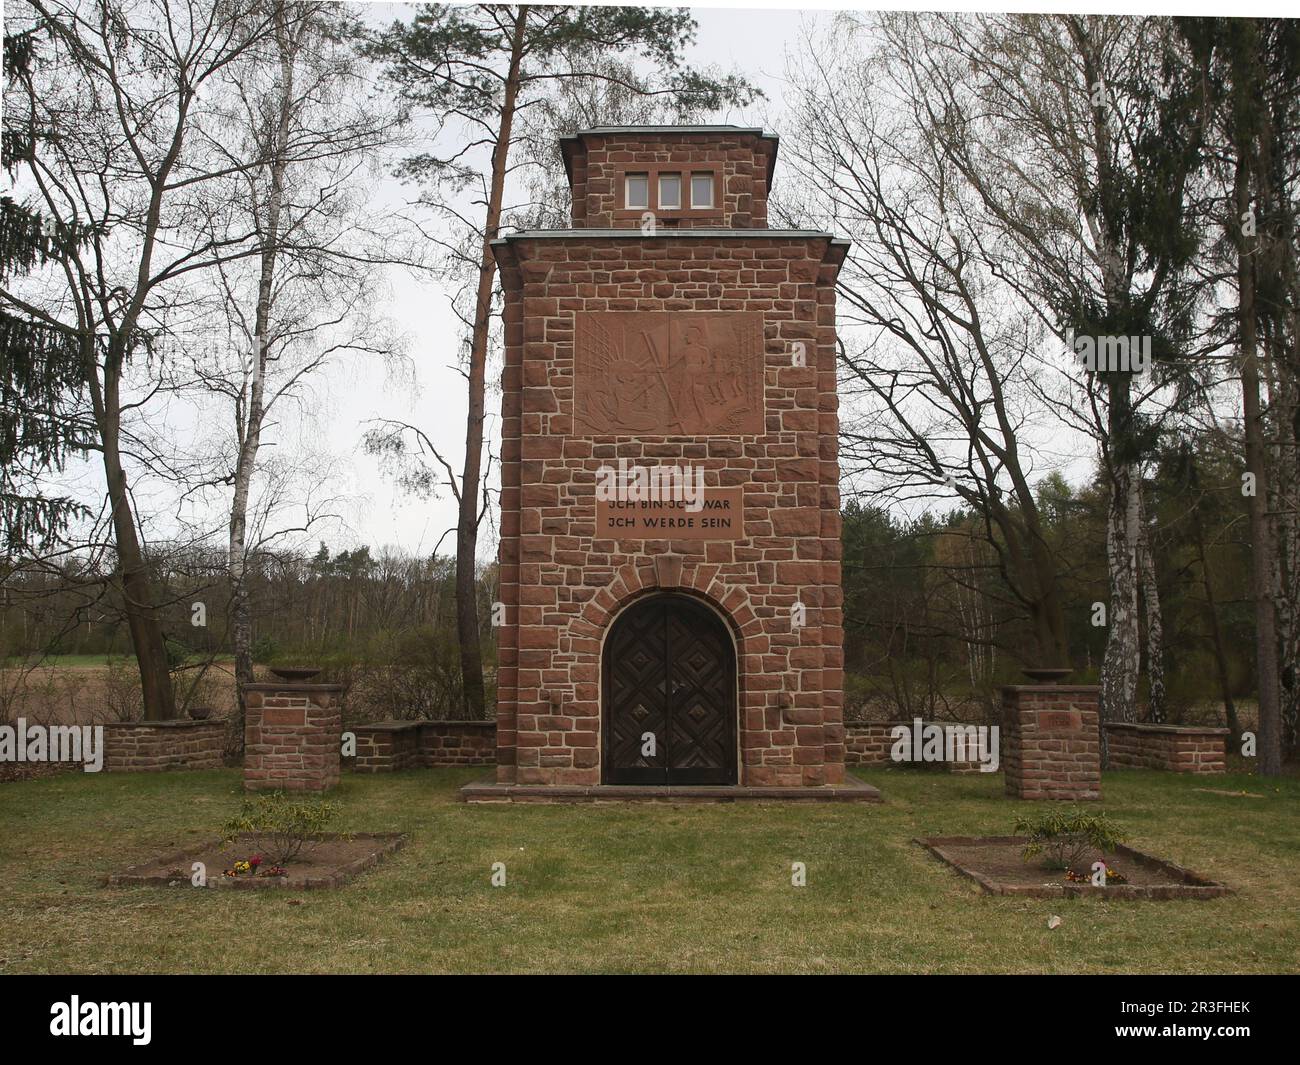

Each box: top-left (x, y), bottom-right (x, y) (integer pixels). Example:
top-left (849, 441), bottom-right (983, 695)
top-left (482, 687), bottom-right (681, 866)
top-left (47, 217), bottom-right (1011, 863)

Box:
top-left (243, 683), bottom-right (343, 792)
top-left (844, 721), bottom-right (985, 773)
top-left (1104, 722), bottom-right (1228, 774)
top-left (347, 721), bottom-right (422, 773)
top-left (422, 721), bottom-right (496, 767)
top-left (1002, 685), bottom-right (1102, 801)
top-left (102, 720), bottom-right (224, 772)
top-left (844, 723), bottom-right (893, 767)
top-left (494, 230), bottom-right (847, 788)
top-left (346, 720), bottom-right (496, 773)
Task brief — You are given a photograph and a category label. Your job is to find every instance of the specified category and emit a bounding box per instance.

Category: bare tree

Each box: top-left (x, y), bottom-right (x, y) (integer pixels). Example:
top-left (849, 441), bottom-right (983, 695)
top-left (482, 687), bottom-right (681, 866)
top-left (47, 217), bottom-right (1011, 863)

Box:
top-left (781, 19), bottom-right (1071, 667)
top-left (173, 0), bottom-right (409, 733)
top-left (2, 0), bottom-right (282, 718)
top-left (867, 13), bottom-right (1208, 737)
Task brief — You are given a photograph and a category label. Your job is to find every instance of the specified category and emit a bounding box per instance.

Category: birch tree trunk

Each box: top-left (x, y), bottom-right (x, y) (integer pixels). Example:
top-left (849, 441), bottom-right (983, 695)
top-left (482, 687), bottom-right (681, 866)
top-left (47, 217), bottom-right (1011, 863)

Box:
top-left (1075, 19), bottom-right (1143, 752)
top-left (1101, 467), bottom-right (1142, 745)
top-left (1136, 490), bottom-right (1165, 723)
top-left (229, 1), bottom-right (296, 742)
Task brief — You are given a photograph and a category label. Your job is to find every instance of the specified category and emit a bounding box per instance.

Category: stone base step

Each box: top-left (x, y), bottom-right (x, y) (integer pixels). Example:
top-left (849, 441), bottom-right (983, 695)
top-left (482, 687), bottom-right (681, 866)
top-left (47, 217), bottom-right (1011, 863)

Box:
top-left (459, 776), bottom-right (882, 804)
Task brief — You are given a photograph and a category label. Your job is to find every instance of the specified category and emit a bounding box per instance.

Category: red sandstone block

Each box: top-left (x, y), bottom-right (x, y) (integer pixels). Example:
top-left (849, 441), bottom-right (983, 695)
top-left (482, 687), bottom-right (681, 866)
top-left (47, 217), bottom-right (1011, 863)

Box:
top-left (518, 626), bottom-right (558, 649)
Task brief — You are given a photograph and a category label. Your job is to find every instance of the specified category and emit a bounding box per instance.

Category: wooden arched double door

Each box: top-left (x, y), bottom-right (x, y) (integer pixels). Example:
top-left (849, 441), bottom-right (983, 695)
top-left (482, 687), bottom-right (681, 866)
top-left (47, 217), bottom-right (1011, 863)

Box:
top-left (603, 594), bottom-right (737, 785)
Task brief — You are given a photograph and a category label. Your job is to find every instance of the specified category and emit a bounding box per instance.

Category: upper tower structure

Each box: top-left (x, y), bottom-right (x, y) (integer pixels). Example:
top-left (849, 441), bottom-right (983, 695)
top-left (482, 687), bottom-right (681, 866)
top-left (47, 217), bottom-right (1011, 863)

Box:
top-left (560, 125), bottom-right (778, 228)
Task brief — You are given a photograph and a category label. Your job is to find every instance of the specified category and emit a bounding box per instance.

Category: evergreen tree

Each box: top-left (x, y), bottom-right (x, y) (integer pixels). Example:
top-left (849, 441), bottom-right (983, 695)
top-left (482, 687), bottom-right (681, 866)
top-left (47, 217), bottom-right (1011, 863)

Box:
top-left (0, 26), bottom-right (92, 558)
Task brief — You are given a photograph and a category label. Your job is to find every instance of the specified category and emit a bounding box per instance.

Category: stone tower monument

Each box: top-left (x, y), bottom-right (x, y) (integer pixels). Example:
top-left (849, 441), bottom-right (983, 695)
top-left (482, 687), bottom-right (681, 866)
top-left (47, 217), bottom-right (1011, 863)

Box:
top-left (485, 125), bottom-right (851, 795)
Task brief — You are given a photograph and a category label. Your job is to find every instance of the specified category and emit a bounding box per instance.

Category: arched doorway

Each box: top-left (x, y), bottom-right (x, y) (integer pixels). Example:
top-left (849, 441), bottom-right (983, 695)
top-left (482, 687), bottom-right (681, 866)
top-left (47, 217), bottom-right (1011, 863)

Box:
top-left (602, 594), bottom-right (737, 785)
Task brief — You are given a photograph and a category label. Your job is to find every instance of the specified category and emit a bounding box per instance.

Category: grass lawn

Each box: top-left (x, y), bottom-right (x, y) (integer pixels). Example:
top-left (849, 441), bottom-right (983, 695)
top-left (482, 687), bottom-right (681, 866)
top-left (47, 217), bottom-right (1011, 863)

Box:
top-left (0, 766), bottom-right (1296, 974)
top-left (2, 654), bottom-right (128, 669)
top-left (2, 654), bottom-right (237, 669)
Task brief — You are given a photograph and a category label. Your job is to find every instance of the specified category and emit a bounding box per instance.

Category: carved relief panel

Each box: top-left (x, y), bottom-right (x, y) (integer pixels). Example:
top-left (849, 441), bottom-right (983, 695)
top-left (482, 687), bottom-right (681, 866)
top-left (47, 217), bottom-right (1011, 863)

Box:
top-left (572, 311), bottom-right (765, 436)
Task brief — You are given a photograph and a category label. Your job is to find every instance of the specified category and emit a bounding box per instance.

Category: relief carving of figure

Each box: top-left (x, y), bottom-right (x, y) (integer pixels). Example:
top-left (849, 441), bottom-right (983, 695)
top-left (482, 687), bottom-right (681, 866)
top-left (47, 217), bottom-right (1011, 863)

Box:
top-left (574, 312), bottom-right (762, 436)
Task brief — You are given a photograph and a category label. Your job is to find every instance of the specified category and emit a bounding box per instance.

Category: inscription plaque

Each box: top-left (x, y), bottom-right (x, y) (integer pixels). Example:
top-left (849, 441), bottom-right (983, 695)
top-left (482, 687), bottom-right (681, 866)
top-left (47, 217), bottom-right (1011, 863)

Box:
top-left (596, 487), bottom-right (744, 541)
top-left (573, 311), bottom-right (764, 435)
top-left (1037, 709), bottom-right (1082, 732)
top-left (263, 707), bottom-right (307, 727)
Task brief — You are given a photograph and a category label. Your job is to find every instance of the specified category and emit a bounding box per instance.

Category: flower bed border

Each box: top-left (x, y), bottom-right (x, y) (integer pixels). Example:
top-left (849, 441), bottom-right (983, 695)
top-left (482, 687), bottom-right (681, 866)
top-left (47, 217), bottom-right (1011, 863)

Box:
top-left (914, 835), bottom-right (1232, 899)
top-left (103, 832), bottom-right (407, 891)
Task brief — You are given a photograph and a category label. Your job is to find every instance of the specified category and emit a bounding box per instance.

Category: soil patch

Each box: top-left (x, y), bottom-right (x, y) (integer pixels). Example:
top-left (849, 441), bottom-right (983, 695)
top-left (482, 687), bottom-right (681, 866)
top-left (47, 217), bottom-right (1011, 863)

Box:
top-left (105, 832), bottom-right (406, 890)
top-left (916, 835), bottom-right (1230, 899)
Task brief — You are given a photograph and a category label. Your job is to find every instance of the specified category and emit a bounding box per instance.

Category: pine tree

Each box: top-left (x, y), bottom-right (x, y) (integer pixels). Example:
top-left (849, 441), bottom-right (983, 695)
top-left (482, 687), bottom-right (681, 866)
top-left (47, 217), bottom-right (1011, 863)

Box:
top-left (369, 5), bottom-right (757, 717)
top-left (0, 27), bottom-right (92, 559)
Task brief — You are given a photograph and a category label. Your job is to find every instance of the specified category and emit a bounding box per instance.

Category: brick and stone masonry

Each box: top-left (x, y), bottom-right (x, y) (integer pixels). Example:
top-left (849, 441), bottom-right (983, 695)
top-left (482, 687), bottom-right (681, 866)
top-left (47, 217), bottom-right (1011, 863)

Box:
top-left (560, 126), bottom-right (777, 230)
top-left (1104, 721), bottom-right (1228, 774)
top-left (842, 722), bottom-right (895, 768)
top-left (844, 721), bottom-right (985, 773)
top-left (1002, 685), bottom-right (1102, 801)
top-left (243, 683), bottom-right (343, 791)
top-left (102, 720), bottom-right (224, 772)
top-left (346, 720), bottom-right (496, 773)
top-left (491, 126), bottom-right (850, 788)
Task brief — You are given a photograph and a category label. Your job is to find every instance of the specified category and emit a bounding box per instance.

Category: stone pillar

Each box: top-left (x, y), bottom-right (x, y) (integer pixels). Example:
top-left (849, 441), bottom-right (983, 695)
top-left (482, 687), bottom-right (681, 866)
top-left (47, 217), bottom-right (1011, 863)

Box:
top-left (243, 682), bottom-right (344, 792)
top-left (1002, 684), bottom-right (1101, 801)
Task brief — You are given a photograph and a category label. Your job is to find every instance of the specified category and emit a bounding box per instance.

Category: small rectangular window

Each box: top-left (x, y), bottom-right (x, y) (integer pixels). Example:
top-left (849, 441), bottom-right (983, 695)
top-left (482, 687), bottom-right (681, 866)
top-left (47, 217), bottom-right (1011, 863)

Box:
top-left (658, 173), bottom-right (682, 209)
top-left (625, 173), bottom-right (649, 209)
top-left (691, 173), bottom-right (715, 209)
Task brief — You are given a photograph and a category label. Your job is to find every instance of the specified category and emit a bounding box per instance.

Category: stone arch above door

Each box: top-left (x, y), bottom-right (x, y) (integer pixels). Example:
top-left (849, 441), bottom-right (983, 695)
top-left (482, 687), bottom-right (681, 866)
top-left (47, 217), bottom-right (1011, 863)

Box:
top-left (572, 554), bottom-right (760, 644)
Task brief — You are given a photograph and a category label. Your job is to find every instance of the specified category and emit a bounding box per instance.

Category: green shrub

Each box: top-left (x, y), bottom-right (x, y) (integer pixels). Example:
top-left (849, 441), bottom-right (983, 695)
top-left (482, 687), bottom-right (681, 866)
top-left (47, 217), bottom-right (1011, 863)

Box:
top-left (251, 634), bottom-right (278, 664)
top-left (221, 792), bottom-right (338, 866)
top-left (1013, 808), bottom-right (1127, 873)
top-left (163, 636), bottom-right (193, 670)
